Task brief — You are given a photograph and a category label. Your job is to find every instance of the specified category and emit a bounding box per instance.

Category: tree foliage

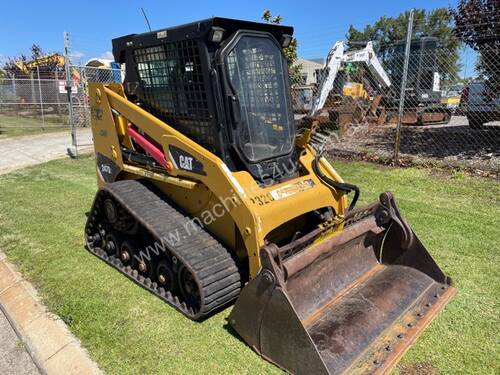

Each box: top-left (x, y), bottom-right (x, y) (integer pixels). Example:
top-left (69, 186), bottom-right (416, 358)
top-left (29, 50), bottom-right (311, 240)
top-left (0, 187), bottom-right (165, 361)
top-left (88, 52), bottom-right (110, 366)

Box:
top-left (450, 0), bottom-right (499, 88)
top-left (347, 8), bottom-right (461, 84)
top-left (262, 10), bottom-right (302, 85)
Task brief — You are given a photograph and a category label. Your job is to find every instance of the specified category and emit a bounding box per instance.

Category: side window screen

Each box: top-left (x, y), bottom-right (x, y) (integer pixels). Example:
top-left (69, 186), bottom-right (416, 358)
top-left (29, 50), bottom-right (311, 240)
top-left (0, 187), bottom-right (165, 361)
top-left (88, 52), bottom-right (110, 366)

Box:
top-left (132, 41), bottom-right (217, 153)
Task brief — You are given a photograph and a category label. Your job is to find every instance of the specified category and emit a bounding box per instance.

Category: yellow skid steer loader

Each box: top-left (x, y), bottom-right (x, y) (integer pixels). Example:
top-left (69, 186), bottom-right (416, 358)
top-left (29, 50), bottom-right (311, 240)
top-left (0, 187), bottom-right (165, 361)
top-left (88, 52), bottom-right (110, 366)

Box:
top-left (85, 17), bottom-right (455, 374)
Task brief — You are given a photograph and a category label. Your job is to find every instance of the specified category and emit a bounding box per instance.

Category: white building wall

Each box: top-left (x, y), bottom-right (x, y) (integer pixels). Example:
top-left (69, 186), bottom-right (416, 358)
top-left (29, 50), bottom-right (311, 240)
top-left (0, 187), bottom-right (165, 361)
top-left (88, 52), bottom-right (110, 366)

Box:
top-left (295, 58), bottom-right (324, 85)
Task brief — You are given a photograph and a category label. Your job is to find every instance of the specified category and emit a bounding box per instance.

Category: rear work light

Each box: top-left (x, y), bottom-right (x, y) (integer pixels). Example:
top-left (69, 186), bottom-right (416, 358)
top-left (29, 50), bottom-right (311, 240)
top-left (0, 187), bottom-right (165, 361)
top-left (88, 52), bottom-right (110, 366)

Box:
top-left (209, 27), bottom-right (225, 43)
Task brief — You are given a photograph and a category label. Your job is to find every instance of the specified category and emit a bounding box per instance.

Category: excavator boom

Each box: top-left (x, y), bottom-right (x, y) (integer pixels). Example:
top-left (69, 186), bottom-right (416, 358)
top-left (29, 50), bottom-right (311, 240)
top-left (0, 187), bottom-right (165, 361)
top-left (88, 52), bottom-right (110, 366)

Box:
top-left (310, 41), bottom-right (391, 116)
top-left (309, 38), bottom-right (451, 127)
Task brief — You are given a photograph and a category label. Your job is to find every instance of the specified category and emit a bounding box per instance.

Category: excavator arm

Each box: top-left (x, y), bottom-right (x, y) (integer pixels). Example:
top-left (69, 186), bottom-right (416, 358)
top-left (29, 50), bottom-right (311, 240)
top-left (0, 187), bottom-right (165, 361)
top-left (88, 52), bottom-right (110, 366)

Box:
top-left (15, 54), bottom-right (65, 75)
top-left (310, 41), bottom-right (391, 116)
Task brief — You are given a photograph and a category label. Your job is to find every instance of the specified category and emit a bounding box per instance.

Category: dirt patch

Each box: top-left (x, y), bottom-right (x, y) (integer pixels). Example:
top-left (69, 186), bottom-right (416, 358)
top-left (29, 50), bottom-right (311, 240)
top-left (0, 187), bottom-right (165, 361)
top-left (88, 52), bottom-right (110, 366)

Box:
top-left (329, 121), bottom-right (500, 160)
top-left (398, 362), bottom-right (439, 375)
top-left (322, 117), bottom-right (500, 177)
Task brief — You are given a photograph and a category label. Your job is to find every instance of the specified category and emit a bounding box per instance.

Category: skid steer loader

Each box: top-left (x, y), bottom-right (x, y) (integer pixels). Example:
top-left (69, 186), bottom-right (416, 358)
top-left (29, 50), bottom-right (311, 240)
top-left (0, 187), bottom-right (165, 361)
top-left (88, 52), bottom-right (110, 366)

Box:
top-left (85, 17), bottom-right (455, 374)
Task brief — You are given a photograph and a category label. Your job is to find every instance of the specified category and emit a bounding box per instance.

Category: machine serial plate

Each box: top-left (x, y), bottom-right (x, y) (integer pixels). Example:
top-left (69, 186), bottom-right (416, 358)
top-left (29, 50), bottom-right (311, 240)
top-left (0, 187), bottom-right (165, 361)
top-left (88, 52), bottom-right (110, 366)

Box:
top-left (269, 179), bottom-right (315, 201)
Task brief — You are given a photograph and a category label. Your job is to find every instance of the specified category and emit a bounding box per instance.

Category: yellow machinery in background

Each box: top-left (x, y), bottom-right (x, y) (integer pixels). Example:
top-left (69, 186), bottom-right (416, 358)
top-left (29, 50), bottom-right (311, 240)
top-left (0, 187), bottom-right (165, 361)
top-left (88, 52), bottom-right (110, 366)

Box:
top-left (84, 18), bottom-right (455, 374)
top-left (342, 82), bottom-right (368, 99)
top-left (15, 53), bottom-right (81, 82)
top-left (15, 54), bottom-right (65, 74)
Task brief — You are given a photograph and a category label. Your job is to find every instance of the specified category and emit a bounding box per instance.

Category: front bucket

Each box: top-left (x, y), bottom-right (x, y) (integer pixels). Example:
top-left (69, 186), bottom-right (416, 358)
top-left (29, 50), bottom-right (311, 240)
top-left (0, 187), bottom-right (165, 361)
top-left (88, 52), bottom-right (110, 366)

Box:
top-left (229, 192), bottom-right (455, 374)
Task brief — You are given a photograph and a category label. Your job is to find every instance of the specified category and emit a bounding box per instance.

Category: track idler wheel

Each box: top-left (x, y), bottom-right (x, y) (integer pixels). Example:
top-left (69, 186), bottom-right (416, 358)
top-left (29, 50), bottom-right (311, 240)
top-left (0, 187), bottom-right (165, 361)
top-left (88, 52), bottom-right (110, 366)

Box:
top-left (137, 257), bottom-right (155, 280)
top-left (104, 198), bottom-right (119, 224)
top-left (87, 223), bottom-right (107, 248)
top-left (104, 197), bottom-right (137, 234)
top-left (86, 232), bottom-right (102, 248)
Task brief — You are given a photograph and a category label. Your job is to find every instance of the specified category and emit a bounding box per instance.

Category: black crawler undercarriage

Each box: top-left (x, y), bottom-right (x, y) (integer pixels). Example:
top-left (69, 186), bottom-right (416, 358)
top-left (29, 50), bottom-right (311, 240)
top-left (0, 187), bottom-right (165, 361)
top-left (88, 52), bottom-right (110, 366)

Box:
top-left (85, 179), bottom-right (242, 320)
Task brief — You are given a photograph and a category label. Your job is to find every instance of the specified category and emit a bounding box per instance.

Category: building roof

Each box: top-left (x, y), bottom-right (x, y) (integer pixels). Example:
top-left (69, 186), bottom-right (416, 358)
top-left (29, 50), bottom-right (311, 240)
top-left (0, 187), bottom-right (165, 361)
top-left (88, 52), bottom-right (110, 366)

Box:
top-left (295, 58), bottom-right (324, 68)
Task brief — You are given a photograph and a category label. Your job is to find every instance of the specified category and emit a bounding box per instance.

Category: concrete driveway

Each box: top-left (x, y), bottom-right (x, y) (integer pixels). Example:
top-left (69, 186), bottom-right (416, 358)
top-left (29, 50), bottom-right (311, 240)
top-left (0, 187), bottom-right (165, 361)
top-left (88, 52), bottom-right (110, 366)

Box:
top-left (0, 311), bottom-right (40, 375)
top-left (0, 129), bottom-right (93, 175)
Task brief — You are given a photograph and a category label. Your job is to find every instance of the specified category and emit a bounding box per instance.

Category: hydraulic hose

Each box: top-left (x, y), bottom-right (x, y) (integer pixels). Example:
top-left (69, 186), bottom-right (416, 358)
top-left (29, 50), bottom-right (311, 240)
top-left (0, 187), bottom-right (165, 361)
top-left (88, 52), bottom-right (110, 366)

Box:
top-left (312, 156), bottom-right (360, 211)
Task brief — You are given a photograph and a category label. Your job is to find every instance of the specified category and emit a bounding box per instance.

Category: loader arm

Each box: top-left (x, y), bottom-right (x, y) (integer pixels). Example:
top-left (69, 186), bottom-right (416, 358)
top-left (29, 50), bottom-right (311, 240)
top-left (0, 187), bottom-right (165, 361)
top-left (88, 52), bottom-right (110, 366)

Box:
top-left (89, 83), bottom-right (348, 278)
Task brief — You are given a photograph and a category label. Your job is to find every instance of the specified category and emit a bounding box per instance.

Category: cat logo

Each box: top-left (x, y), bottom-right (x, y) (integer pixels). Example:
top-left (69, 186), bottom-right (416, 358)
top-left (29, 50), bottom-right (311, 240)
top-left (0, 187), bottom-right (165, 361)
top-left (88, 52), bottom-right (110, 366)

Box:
top-left (169, 145), bottom-right (206, 176)
top-left (179, 155), bottom-right (193, 171)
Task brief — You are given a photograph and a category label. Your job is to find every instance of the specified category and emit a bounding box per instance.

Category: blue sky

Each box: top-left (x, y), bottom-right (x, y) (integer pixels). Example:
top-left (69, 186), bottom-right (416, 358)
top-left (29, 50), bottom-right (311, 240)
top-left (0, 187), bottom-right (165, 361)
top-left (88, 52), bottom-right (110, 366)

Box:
top-left (1, 0), bottom-right (460, 64)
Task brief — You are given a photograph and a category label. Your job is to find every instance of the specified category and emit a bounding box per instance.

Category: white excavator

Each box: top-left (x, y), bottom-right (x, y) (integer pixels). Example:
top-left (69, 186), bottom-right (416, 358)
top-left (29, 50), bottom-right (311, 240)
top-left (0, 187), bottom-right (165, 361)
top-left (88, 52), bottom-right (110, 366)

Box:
top-left (307, 38), bottom-right (450, 127)
top-left (310, 41), bottom-right (391, 116)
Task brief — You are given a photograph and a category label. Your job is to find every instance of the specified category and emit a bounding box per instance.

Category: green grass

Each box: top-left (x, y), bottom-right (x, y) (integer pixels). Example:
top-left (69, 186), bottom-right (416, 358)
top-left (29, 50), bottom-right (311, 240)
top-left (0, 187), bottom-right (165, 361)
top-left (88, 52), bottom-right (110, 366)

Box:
top-left (0, 157), bottom-right (498, 374)
top-left (0, 113), bottom-right (68, 137)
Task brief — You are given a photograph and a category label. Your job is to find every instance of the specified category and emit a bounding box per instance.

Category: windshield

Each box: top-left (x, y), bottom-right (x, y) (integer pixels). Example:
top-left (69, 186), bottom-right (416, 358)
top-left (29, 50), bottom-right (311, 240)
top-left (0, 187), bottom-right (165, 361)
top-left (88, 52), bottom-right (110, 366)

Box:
top-left (225, 35), bottom-right (295, 162)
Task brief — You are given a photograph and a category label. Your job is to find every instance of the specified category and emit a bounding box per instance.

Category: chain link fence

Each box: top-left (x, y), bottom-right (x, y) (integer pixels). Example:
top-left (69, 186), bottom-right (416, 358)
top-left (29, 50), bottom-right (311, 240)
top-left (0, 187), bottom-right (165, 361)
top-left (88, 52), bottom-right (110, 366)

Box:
top-left (0, 64), bottom-right (120, 158)
top-left (292, 10), bottom-right (499, 177)
top-left (66, 65), bottom-right (122, 154)
top-left (0, 70), bottom-right (70, 135)
top-left (1, 11), bottom-right (498, 175)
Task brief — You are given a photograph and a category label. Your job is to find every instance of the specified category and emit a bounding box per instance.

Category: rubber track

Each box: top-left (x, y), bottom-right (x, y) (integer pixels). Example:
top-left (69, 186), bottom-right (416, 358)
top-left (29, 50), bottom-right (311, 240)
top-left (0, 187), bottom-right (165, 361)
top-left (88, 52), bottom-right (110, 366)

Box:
top-left (85, 180), bottom-right (241, 320)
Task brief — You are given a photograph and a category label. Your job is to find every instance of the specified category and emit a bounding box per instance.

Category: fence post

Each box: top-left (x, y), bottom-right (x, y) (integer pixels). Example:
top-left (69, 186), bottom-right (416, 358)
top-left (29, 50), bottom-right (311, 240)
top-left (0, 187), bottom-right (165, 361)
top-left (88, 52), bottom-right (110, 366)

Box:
top-left (54, 69), bottom-right (61, 115)
top-left (36, 66), bottom-right (45, 130)
top-left (11, 73), bottom-right (16, 97)
top-left (64, 31), bottom-right (78, 157)
top-left (30, 71), bottom-right (36, 105)
top-left (393, 9), bottom-right (414, 165)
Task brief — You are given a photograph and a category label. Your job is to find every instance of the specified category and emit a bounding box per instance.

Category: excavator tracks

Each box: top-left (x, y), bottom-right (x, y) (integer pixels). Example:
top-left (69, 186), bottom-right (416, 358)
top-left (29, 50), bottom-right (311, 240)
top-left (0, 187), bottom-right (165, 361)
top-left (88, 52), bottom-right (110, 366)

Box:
top-left (84, 179), bottom-right (242, 320)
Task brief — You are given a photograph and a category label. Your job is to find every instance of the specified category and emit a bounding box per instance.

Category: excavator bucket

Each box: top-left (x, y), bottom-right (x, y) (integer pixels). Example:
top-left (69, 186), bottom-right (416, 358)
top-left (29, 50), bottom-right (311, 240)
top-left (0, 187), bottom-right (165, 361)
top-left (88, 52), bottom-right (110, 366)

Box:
top-left (229, 192), bottom-right (455, 374)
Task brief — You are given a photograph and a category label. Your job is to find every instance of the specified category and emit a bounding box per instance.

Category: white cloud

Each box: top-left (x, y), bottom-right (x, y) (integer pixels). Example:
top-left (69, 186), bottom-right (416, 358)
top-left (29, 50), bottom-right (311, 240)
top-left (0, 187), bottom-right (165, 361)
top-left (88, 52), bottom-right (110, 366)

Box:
top-left (99, 51), bottom-right (114, 60)
top-left (68, 50), bottom-right (85, 62)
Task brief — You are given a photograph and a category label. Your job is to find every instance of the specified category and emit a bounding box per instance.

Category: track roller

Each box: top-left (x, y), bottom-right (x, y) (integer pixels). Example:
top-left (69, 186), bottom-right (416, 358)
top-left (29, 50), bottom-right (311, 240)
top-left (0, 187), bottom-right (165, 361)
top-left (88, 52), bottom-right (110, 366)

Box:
top-left (84, 180), bottom-right (242, 320)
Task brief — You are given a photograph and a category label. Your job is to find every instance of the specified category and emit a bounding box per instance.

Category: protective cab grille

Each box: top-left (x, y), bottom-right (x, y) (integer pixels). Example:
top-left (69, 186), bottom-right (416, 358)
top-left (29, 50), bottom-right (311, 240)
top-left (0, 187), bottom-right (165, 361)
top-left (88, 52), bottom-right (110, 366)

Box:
top-left (133, 41), bottom-right (217, 153)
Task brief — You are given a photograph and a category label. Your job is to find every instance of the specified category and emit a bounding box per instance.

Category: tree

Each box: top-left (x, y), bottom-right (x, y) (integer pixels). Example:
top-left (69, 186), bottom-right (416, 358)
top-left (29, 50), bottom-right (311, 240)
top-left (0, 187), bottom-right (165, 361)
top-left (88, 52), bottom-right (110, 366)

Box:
top-left (262, 10), bottom-right (302, 85)
top-left (346, 9), bottom-right (461, 85)
top-left (450, 0), bottom-right (500, 90)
